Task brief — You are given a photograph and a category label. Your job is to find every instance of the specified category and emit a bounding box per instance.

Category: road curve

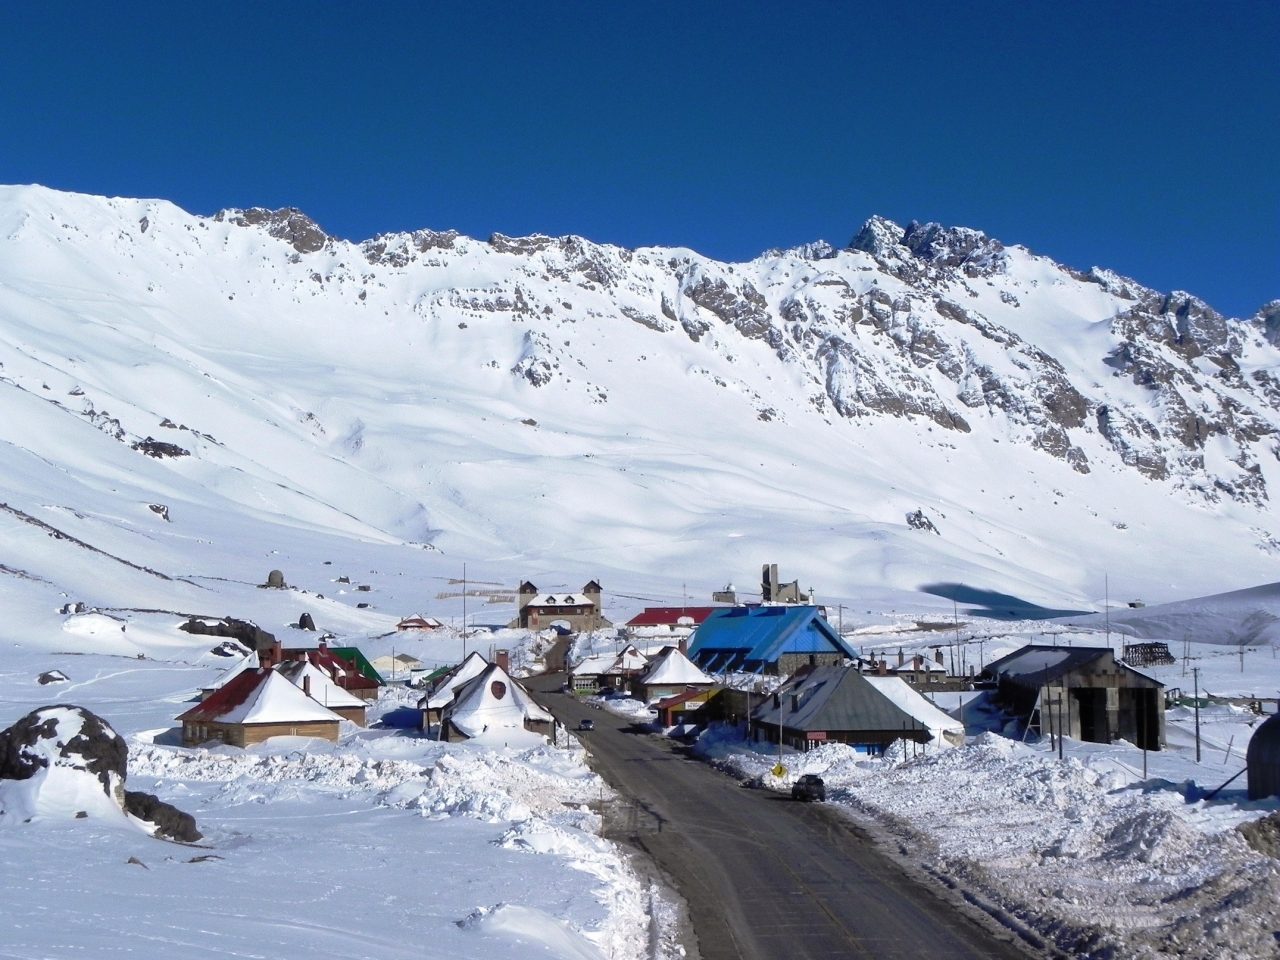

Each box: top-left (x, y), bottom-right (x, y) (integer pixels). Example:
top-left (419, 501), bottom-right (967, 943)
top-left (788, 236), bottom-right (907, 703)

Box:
top-left (527, 676), bottom-right (1037, 960)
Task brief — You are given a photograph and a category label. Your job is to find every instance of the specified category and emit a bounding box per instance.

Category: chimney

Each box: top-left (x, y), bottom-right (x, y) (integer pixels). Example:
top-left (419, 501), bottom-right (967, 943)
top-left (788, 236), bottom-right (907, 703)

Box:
top-left (791, 694), bottom-right (799, 712)
top-left (913, 655), bottom-right (923, 670)
top-left (935, 648), bottom-right (944, 665)
top-left (678, 635), bottom-right (687, 654)
top-left (877, 659), bottom-right (888, 676)
top-left (897, 648), bottom-right (905, 666)
top-left (495, 649), bottom-right (510, 673)
top-left (303, 675), bottom-right (312, 698)
top-left (260, 640), bottom-right (281, 669)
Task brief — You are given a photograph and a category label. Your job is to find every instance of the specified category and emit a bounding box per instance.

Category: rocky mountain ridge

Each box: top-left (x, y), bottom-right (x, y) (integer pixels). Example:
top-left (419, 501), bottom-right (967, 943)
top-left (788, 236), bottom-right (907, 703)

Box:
top-left (209, 197), bottom-right (1280, 509)
top-left (1, 184), bottom-right (1277, 606)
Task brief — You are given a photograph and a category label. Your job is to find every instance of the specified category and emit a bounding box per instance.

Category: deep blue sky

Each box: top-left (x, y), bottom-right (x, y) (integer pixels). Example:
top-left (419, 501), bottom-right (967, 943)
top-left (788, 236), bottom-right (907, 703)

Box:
top-left (2, 2), bottom-right (1275, 315)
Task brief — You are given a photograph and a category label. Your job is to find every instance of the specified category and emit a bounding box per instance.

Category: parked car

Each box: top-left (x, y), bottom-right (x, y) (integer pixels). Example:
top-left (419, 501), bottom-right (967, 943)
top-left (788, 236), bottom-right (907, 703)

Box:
top-left (791, 774), bottom-right (826, 802)
top-left (577, 718), bottom-right (595, 732)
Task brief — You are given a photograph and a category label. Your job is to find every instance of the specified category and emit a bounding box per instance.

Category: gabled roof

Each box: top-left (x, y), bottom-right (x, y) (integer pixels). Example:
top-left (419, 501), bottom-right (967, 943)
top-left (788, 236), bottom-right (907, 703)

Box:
top-left (328, 646), bottom-right (386, 684)
top-left (396, 615), bottom-right (442, 630)
top-left (625, 607), bottom-right (723, 628)
top-left (752, 665), bottom-right (924, 734)
top-left (204, 650), bottom-right (260, 691)
top-left (863, 676), bottom-right (965, 745)
top-left (444, 662), bottom-right (553, 737)
top-left (420, 651), bottom-right (489, 709)
top-left (637, 647), bottom-right (715, 686)
top-left (177, 669), bottom-right (343, 725)
top-left (276, 659), bottom-right (366, 710)
top-left (283, 645), bottom-right (382, 689)
top-left (571, 644), bottom-right (649, 677)
top-left (983, 644), bottom-right (1164, 689)
top-left (688, 606), bottom-right (858, 671)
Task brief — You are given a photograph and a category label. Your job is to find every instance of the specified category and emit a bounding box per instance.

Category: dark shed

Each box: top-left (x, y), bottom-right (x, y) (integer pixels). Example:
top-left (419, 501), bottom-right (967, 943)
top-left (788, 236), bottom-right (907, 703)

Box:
top-left (1247, 713), bottom-right (1280, 801)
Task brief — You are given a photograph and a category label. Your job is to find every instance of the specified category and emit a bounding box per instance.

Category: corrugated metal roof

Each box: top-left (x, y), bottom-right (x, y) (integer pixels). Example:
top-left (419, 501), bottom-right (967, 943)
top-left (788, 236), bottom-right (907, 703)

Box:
top-left (984, 644), bottom-right (1163, 689)
top-left (625, 606), bottom-right (723, 627)
top-left (752, 666), bottom-right (923, 734)
top-left (688, 606), bottom-right (857, 667)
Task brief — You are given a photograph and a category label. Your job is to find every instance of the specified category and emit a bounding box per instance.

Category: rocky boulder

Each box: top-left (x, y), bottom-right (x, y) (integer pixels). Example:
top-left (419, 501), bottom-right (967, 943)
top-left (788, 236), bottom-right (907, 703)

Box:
top-left (0, 705), bottom-right (200, 841)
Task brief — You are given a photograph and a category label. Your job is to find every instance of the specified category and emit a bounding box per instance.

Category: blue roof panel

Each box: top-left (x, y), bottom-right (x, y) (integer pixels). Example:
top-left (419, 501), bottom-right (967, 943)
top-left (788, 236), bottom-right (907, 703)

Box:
top-left (688, 606), bottom-right (857, 666)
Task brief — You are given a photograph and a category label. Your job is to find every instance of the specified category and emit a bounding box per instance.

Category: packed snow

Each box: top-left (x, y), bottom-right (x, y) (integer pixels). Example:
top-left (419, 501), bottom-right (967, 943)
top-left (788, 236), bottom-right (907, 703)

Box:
top-left (2, 185), bottom-right (1280, 958)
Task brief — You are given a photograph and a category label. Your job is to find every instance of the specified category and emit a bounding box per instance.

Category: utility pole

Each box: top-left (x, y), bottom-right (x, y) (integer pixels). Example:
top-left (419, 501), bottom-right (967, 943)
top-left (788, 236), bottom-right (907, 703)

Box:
top-left (1193, 667), bottom-right (1202, 763)
top-left (1104, 572), bottom-right (1112, 657)
top-left (461, 561), bottom-right (468, 660)
top-left (953, 600), bottom-right (961, 677)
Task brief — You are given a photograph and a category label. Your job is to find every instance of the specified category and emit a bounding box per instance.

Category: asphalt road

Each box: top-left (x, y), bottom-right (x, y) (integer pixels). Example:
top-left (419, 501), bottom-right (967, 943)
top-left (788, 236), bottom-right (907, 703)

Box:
top-left (527, 675), bottom-right (1037, 960)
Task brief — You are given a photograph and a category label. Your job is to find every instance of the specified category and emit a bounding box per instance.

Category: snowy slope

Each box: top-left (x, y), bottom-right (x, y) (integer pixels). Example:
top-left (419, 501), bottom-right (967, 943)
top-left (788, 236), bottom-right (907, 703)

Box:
top-left (1, 182), bottom-right (1278, 639)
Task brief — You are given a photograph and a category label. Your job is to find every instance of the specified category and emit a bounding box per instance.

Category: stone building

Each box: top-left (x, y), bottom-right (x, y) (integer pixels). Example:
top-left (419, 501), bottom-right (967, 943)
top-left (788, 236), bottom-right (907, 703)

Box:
top-left (508, 580), bottom-right (611, 632)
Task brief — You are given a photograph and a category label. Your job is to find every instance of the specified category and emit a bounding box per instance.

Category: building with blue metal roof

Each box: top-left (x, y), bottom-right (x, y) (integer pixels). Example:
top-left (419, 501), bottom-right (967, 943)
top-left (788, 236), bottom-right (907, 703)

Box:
top-left (687, 605), bottom-right (858, 675)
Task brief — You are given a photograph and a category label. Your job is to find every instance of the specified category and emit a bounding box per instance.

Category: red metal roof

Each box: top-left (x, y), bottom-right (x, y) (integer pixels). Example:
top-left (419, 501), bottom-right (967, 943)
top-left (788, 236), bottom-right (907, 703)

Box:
top-left (282, 647), bottom-right (380, 690)
top-left (176, 668), bottom-right (270, 722)
top-left (653, 688), bottom-right (712, 710)
top-left (625, 606), bottom-right (723, 628)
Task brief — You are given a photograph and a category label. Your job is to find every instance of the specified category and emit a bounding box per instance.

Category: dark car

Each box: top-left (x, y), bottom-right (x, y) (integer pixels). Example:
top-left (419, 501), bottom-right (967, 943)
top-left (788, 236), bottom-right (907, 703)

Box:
top-left (577, 718), bottom-right (595, 732)
top-left (791, 774), bottom-right (826, 802)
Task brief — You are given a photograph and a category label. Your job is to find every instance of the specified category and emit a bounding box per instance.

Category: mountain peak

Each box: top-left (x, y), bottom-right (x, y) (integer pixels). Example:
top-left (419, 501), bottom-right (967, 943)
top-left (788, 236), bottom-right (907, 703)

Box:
top-left (214, 206), bottom-right (332, 254)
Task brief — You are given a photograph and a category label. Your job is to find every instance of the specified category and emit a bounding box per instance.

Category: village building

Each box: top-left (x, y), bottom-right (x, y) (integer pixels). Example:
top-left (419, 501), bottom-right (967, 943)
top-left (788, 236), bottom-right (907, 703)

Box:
top-left (687, 605), bottom-right (858, 676)
top-left (276, 658), bottom-right (368, 725)
top-left (418, 651), bottom-right (492, 728)
top-left (395, 614), bottom-right (443, 632)
top-left (633, 645), bottom-right (716, 703)
top-left (371, 652), bottom-right (424, 680)
top-left (982, 645), bottom-right (1165, 750)
top-left (567, 644), bottom-right (649, 693)
top-left (622, 606), bottom-right (724, 639)
top-left (891, 651), bottom-right (949, 686)
top-left (277, 641), bottom-right (383, 701)
top-left (652, 687), bottom-right (720, 731)
top-left (508, 580), bottom-right (611, 632)
top-left (437, 660), bottom-right (554, 743)
top-left (750, 664), bottom-right (964, 753)
top-left (176, 668), bottom-right (343, 747)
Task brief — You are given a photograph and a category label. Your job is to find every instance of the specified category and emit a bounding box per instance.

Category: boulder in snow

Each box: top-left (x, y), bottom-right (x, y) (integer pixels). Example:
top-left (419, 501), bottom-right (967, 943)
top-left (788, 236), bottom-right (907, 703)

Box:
top-left (0, 705), bottom-right (200, 841)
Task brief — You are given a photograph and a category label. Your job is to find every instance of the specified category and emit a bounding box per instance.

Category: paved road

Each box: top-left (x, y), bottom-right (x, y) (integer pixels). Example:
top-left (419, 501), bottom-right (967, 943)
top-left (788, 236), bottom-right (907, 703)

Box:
top-left (527, 676), bottom-right (1037, 960)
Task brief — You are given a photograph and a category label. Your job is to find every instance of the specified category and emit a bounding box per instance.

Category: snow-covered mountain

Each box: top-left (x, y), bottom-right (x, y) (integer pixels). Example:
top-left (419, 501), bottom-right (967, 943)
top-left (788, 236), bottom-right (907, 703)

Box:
top-left (2, 183), bottom-right (1278, 627)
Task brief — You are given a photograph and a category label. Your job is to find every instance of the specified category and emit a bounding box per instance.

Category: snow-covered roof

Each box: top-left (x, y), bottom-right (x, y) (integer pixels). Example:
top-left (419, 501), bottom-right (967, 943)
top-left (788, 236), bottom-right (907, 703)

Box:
top-left (637, 647), bottom-right (715, 686)
top-left (422, 651), bottom-right (490, 709)
top-left (179, 669), bottom-right (344, 725)
top-left (446, 663), bottom-right (553, 738)
top-left (526, 593), bottom-right (593, 608)
top-left (205, 650), bottom-right (260, 690)
top-left (863, 676), bottom-right (965, 746)
top-left (277, 659), bottom-right (366, 709)
top-left (571, 644), bottom-right (649, 677)
top-left (614, 645), bottom-right (649, 672)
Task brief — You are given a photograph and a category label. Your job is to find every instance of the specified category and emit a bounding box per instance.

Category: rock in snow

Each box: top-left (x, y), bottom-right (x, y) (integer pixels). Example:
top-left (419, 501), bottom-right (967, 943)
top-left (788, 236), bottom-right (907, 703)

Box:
top-left (0, 705), bottom-right (199, 842)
